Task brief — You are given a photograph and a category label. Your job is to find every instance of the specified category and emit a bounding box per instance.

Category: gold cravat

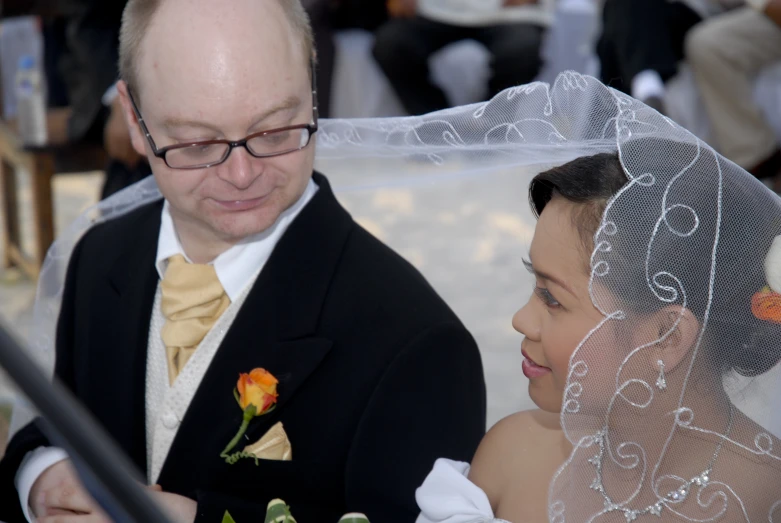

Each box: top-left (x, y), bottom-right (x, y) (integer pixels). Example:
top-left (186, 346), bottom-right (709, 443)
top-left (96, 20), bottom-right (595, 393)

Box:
top-left (160, 254), bottom-right (230, 385)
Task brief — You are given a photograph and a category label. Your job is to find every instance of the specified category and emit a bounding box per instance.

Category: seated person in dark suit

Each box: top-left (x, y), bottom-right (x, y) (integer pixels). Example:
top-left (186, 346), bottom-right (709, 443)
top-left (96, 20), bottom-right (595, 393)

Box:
top-left (596, 0), bottom-right (740, 113)
top-left (372, 0), bottom-right (554, 115)
top-left (301, 0), bottom-right (388, 118)
top-left (33, 0), bottom-right (150, 198)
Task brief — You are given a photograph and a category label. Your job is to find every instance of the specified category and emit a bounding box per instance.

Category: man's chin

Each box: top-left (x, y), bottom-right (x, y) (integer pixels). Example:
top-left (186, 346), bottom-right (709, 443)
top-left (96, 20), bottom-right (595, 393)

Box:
top-left (209, 212), bottom-right (280, 242)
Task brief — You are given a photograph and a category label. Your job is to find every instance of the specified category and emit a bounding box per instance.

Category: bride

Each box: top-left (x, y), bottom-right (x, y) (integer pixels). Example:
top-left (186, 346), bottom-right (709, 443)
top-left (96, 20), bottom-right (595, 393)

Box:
top-left (410, 80), bottom-right (781, 521)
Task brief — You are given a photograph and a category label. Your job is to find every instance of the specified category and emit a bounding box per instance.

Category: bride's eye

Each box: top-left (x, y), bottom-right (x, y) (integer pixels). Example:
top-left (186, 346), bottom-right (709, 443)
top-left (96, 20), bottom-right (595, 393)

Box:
top-left (534, 286), bottom-right (561, 309)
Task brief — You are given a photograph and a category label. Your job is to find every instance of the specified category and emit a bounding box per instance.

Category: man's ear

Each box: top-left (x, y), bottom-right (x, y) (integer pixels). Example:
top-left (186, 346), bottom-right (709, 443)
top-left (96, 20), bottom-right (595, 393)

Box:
top-left (116, 80), bottom-right (149, 157)
top-left (652, 306), bottom-right (700, 373)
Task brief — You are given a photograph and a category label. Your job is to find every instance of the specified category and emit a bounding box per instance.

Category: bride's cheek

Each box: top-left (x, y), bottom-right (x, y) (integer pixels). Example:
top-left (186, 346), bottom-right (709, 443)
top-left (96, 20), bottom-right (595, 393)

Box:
top-left (548, 334), bottom-right (577, 376)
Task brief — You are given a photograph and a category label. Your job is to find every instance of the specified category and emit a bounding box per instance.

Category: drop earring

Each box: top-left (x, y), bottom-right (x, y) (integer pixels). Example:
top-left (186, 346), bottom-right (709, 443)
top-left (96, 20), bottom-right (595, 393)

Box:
top-left (656, 359), bottom-right (667, 391)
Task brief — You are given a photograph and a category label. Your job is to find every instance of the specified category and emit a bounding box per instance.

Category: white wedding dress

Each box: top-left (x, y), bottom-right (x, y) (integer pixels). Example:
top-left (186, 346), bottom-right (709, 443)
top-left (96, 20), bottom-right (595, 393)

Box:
top-left (415, 458), bottom-right (511, 523)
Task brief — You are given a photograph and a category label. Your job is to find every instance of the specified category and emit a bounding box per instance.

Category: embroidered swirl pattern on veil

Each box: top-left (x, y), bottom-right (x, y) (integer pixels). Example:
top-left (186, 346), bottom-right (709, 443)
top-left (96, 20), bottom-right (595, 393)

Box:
top-left (547, 78), bottom-right (781, 522)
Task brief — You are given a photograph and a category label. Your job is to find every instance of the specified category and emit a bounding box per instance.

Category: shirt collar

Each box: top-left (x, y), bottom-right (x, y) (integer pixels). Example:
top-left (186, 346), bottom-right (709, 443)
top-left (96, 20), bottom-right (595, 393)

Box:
top-left (155, 178), bottom-right (319, 301)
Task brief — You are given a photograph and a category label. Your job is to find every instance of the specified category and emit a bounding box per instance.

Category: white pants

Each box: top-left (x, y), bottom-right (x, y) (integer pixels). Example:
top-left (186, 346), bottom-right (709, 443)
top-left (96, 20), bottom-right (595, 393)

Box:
top-left (686, 7), bottom-right (781, 169)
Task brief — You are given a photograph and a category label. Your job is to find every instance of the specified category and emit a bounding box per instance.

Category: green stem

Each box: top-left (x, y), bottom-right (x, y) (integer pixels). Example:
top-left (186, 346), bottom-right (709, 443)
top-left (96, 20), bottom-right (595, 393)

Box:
top-left (220, 407), bottom-right (255, 458)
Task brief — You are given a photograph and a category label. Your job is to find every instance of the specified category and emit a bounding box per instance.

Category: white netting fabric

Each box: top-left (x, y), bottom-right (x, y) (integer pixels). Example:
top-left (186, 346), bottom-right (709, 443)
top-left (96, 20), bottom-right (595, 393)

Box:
top-left (537, 81), bottom-right (781, 523)
top-left (11, 72), bottom-right (781, 521)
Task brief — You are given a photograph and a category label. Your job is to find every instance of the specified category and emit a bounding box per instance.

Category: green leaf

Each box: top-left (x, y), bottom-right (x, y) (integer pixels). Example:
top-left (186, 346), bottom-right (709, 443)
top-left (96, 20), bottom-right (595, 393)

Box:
top-left (338, 514), bottom-right (370, 523)
top-left (265, 499), bottom-right (296, 523)
top-left (222, 510), bottom-right (237, 523)
top-left (284, 504), bottom-right (297, 523)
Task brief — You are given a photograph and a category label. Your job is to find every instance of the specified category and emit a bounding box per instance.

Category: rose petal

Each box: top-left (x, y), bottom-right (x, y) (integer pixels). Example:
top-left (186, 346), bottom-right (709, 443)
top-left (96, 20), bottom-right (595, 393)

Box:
top-left (250, 368), bottom-right (278, 386)
top-left (237, 373), bottom-right (248, 395)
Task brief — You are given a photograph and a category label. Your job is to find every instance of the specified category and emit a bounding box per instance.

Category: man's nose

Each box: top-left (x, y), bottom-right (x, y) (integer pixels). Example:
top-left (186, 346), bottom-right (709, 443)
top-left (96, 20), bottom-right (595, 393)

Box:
top-left (217, 146), bottom-right (259, 190)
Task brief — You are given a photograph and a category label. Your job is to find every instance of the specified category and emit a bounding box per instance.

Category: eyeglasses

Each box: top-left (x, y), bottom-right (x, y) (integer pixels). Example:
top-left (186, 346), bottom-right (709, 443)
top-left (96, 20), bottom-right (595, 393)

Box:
top-left (127, 61), bottom-right (319, 170)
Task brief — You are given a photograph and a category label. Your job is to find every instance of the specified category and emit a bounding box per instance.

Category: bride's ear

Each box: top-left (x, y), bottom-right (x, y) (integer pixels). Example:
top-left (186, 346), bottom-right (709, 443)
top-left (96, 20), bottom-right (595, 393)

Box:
top-left (651, 306), bottom-right (700, 373)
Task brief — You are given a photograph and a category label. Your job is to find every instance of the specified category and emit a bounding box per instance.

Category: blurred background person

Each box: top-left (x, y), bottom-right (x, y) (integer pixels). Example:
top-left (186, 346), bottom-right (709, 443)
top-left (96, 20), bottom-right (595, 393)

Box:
top-left (686, 0), bottom-right (781, 185)
top-left (596, 0), bottom-right (742, 113)
top-left (42, 0), bottom-right (150, 199)
top-left (0, 1), bottom-right (148, 198)
top-left (302, 0), bottom-right (389, 118)
top-left (372, 0), bottom-right (555, 115)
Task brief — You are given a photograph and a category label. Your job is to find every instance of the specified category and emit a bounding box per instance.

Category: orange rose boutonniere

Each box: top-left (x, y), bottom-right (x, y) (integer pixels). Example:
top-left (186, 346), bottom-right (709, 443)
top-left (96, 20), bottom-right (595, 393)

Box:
top-left (220, 368), bottom-right (279, 464)
top-left (238, 368), bottom-right (279, 413)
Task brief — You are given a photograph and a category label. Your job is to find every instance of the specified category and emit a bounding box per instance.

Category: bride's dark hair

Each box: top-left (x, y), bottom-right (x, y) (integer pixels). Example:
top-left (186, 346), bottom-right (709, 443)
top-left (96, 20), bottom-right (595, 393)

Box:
top-left (528, 151), bottom-right (781, 378)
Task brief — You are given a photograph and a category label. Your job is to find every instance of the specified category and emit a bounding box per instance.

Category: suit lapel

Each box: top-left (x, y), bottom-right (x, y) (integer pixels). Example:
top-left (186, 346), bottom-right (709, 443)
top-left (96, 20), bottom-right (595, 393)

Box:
top-left (103, 201), bottom-right (163, 479)
top-left (157, 173), bottom-right (354, 489)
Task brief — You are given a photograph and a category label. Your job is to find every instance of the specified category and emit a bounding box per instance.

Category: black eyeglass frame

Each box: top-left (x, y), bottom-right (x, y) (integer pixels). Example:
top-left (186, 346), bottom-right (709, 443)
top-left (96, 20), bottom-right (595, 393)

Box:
top-left (127, 60), bottom-right (319, 170)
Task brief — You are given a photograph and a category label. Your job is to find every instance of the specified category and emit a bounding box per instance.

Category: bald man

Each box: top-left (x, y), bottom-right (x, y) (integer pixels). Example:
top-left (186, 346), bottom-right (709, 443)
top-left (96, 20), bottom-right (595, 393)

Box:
top-left (0, 1), bottom-right (486, 522)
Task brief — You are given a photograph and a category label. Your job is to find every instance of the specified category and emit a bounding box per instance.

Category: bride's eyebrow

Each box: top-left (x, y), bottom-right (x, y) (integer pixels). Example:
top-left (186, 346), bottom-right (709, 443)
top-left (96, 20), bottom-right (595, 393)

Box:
top-left (523, 256), bottom-right (575, 296)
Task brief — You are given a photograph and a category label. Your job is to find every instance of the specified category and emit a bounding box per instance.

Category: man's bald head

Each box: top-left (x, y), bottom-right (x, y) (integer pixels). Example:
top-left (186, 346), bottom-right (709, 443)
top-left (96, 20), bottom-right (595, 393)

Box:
top-left (119, 0), bottom-right (314, 97)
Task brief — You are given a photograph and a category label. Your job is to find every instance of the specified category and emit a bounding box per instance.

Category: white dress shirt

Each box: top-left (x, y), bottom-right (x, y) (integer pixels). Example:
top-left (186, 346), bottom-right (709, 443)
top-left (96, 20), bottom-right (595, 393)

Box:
top-left (15, 179), bottom-right (318, 521)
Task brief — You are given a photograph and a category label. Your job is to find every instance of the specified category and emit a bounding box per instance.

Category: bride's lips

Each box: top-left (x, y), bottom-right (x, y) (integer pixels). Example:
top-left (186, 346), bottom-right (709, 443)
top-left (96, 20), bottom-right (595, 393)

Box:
top-left (522, 348), bottom-right (552, 379)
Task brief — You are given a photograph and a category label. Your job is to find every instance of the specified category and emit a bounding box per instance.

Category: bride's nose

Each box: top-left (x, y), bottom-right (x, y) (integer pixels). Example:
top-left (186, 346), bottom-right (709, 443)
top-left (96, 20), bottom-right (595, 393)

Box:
top-left (512, 301), bottom-right (540, 340)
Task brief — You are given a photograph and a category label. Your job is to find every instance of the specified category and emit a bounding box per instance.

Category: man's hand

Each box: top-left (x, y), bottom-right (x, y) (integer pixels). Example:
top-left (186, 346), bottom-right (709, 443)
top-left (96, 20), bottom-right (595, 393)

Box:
top-left (145, 487), bottom-right (198, 523)
top-left (30, 460), bottom-right (109, 521)
top-left (503, 0), bottom-right (538, 5)
top-left (387, 0), bottom-right (417, 18)
top-left (104, 97), bottom-right (143, 169)
top-left (30, 466), bottom-right (196, 523)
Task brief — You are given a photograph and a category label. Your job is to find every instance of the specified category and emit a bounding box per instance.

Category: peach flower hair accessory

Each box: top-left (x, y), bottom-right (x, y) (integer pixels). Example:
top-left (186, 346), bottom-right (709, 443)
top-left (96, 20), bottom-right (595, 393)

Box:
top-left (751, 235), bottom-right (781, 324)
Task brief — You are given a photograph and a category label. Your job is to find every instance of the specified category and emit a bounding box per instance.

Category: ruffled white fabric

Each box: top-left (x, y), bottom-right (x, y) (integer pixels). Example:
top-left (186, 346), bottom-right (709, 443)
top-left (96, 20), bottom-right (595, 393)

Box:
top-left (415, 458), bottom-right (510, 523)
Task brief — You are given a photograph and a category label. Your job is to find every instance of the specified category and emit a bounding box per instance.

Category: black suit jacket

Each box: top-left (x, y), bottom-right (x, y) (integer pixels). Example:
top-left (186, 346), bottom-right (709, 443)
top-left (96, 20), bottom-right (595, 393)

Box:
top-left (0, 173), bottom-right (486, 522)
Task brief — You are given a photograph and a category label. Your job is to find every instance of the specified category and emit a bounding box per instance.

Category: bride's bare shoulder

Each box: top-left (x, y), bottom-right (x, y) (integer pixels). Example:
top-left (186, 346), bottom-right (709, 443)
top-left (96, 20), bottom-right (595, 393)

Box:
top-left (468, 409), bottom-right (568, 510)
